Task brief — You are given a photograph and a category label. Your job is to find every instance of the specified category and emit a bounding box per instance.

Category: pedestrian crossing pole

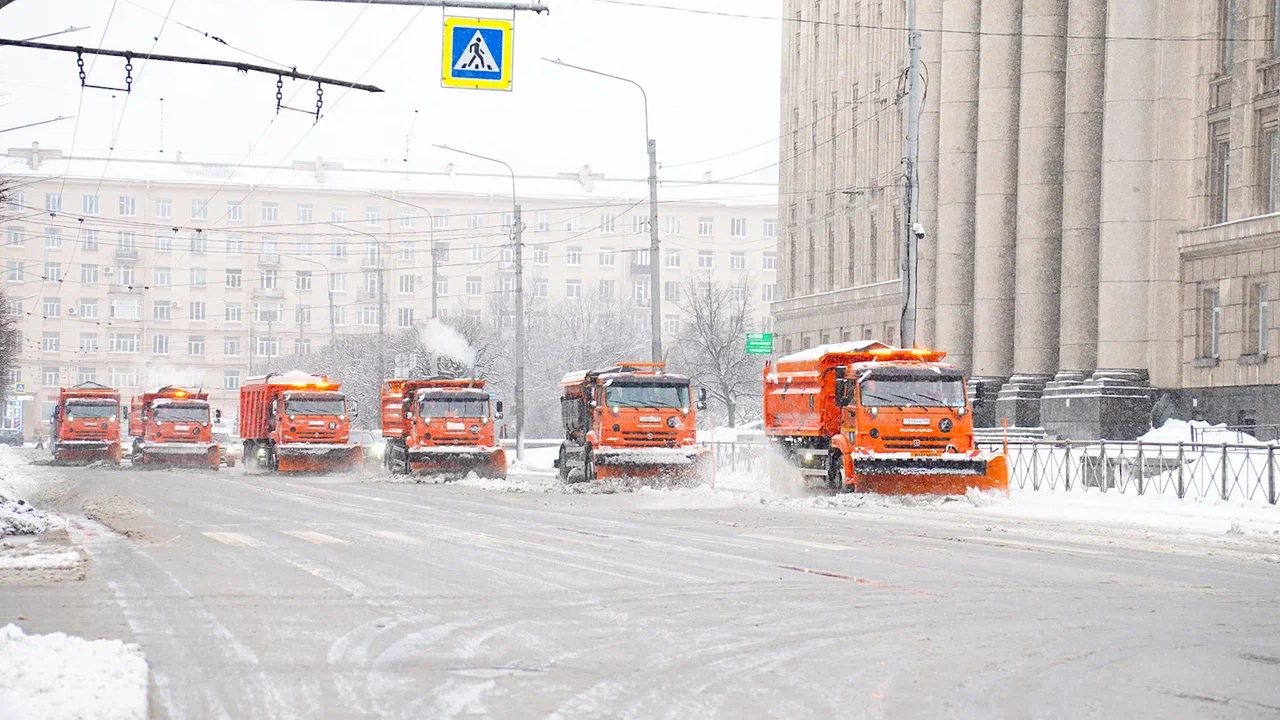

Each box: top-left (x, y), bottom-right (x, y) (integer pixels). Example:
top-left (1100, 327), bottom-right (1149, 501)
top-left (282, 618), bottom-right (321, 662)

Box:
top-left (901, 0), bottom-right (922, 349)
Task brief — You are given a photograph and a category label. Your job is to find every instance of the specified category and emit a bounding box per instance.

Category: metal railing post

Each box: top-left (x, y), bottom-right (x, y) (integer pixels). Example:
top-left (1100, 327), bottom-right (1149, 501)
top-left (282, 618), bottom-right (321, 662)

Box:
top-left (1177, 442), bottom-right (1185, 499)
top-left (1137, 441), bottom-right (1145, 496)
top-left (1031, 440), bottom-right (1040, 491)
top-left (1064, 440), bottom-right (1072, 492)
top-left (1269, 445), bottom-right (1277, 505)
top-left (1099, 440), bottom-right (1107, 492)
top-left (1221, 444), bottom-right (1230, 500)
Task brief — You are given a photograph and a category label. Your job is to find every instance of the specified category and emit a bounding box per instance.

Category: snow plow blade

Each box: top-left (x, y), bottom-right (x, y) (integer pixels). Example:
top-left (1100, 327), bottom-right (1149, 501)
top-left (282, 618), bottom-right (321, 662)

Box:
top-left (408, 448), bottom-right (507, 478)
top-left (850, 453), bottom-right (1009, 496)
top-left (592, 448), bottom-right (714, 484)
top-left (275, 445), bottom-right (363, 473)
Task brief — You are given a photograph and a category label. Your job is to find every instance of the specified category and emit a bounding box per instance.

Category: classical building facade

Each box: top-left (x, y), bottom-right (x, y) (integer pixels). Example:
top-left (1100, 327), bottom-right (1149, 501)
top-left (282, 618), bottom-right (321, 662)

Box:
top-left (0, 145), bottom-right (776, 437)
top-left (777, 0), bottom-right (1280, 440)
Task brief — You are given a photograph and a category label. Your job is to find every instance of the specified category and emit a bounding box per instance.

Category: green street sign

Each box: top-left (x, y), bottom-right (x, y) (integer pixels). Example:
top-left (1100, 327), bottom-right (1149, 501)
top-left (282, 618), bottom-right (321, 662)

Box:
top-left (745, 332), bottom-right (774, 355)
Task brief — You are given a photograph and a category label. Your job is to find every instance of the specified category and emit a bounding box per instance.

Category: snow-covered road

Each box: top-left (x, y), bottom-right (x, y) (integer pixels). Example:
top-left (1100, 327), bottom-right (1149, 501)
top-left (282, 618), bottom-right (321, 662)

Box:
top-left (2, 455), bottom-right (1279, 719)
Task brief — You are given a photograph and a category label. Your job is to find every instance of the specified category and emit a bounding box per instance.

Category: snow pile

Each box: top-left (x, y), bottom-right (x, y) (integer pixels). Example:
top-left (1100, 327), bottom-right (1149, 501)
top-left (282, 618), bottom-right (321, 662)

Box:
top-left (419, 318), bottom-right (477, 368)
top-left (1139, 419), bottom-right (1266, 446)
top-left (507, 445), bottom-right (559, 475)
top-left (0, 624), bottom-right (149, 720)
top-left (454, 475), bottom-right (556, 493)
top-left (0, 551), bottom-right (81, 571)
top-left (0, 497), bottom-right (57, 537)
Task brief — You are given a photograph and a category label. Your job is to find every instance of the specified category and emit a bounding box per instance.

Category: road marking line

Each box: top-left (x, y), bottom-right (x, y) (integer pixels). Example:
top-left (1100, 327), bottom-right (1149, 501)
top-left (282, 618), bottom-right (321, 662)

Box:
top-left (283, 530), bottom-right (349, 545)
top-left (202, 532), bottom-right (261, 547)
top-left (951, 536), bottom-right (1111, 556)
top-left (366, 530), bottom-right (424, 546)
top-left (742, 533), bottom-right (852, 551)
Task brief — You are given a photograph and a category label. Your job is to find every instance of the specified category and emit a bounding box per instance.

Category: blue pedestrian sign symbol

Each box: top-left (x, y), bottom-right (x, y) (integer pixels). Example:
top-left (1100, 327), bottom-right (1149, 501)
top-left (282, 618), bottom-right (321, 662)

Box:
top-left (442, 17), bottom-right (514, 91)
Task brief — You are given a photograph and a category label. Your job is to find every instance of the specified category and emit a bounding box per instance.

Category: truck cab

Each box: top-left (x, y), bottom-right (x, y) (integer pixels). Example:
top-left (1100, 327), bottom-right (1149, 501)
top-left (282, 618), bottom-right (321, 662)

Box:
top-left (51, 382), bottom-right (122, 465)
top-left (556, 362), bottom-right (711, 484)
top-left (129, 387), bottom-right (222, 468)
top-left (381, 378), bottom-right (506, 477)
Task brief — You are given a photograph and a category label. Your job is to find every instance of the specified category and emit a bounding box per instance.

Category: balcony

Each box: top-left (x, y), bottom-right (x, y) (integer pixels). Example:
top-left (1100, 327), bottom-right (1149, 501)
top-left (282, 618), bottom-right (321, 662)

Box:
top-left (361, 256), bottom-right (385, 269)
top-left (1209, 75), bottom-right (1232, 113)
top-left (114, 247), bottom-right (139, 261)
top-left (252, 286), bottom-right (284, 299)
top-left (630, 263), bottom-right (652, 275)
top-left (357, 289), bottom-right (380, 303)
top-left (258, 253), bottom-right (282, 267)
top-left (107, 284), bottom-right (141, 295)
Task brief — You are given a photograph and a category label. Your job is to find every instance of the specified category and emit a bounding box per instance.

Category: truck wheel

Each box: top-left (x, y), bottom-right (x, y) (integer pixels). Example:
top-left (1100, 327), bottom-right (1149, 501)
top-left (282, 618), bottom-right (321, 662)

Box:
top-left (583, 448), bottom-right (597, 483)
top-left (557, 447), bottom-right (570, 483)
top-left (827, 451), bottom-right (848, 493)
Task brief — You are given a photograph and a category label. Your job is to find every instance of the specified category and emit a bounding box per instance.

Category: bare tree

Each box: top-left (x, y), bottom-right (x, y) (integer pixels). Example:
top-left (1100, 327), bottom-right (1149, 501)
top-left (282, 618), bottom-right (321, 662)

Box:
top-left (671, 273), bottom-right (764, 428)
top-left (0, 179), bottom-right (16, 403)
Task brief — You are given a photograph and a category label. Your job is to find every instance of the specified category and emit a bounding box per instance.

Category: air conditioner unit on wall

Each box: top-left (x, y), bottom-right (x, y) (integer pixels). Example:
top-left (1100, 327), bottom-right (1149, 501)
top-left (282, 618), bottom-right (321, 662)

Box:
top-left (170, 301), bottom-right (180, 309)
top-left (67, 307), bottom-right (77, 316)
top-left (102, 267), bottom-right (114, 275)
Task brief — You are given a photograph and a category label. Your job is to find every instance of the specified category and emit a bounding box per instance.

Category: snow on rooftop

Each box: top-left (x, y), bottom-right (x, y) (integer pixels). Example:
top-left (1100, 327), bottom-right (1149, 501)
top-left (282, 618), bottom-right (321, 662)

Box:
top-left (778, 340), bottom-right (889, 364)
top-left (0, 150), bottom-right (777, 208)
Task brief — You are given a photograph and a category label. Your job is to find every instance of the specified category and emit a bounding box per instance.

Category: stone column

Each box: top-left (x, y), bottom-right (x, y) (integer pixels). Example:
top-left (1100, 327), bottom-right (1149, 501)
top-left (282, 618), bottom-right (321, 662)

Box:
top-left (915, 0), bottom-right (943, 349)
top-left (934, 0), bottom-right (982, 372)
top-left (970, 0), bottom-right (1022, 423)
top-left (1055, 0), bottom-right (1105, 376)
top-left (999, 0), bottom-right (1068, 428)
top-left (1043, 0), bottom-right (1159, 440)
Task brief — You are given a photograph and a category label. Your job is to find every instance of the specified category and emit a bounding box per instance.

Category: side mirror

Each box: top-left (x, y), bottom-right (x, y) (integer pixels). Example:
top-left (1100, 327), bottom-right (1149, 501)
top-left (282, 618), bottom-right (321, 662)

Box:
top-left (215, 409), bottom-right (223, 423)
top-left (495, 400), bottom-right (504, 419)
top-left (589, 399), bottom-right (599, 409)
top-left (349, 400), bottom-right (360, 418)
top-left (835, 379), bottom-right (851, 407)
top-left (270, 400), bottom-right (278, 416)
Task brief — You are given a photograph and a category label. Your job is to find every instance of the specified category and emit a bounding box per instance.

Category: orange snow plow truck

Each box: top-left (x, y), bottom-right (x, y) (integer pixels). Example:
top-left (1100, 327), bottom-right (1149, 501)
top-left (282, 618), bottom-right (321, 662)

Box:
top-left (555, 362), bottom-right (712, 484)
top-left (763, 341), bottom-right (1009, 495)
top-left (127, 386), bottom-right (222, 469)
top-left (380, 378), bottom-right (506, 478)
top-left (239, 371), bottom-right (362, 472)
top-left (50, 381), bottom-right (123, 465)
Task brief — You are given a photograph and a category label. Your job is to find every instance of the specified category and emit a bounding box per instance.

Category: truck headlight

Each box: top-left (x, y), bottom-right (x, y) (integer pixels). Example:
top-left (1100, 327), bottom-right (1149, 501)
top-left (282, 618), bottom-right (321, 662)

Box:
top-left (939, 418), bottom-right (954, 433)
top-left (329, 422), bottom-right (337, 429)
top-left (666, 417), bottom-right (682, 429)
top-left (470, 425), bottom-right (480, 434)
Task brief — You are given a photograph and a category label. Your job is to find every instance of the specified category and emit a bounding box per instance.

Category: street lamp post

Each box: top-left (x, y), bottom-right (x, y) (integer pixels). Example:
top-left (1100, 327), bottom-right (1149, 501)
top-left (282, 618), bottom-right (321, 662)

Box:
top-left (433, 144), bottom-right (525, 464)
top-left (334, 223), bottom-right (387, 382)
top-left (543, 58), bottom-right (661, 362)
top-left (376, 192), bottom-right (439, 319)
top-left (292, 254), bottom-right (337, 361)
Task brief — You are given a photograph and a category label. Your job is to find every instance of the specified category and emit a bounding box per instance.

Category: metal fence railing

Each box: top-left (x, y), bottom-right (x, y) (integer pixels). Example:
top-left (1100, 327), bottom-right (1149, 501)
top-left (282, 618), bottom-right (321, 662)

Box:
top-left (703, 437), bottom-right (1280, 505)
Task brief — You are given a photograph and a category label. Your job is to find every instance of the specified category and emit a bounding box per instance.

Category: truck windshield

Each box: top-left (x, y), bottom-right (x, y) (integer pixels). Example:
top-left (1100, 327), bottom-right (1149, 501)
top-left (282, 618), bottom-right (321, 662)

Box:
top-left (65, 403), bottom-right (117, 419)
top-left (285, 399), bottom-right (346, 416)
top-left (155, 406), bottom-right (209, 423)
top-left (604, 384), bottom-right (689, 409)
top-left (419, 398), bottom-right (488, 418)
top-left (859, 377), bottom-right (966, 408)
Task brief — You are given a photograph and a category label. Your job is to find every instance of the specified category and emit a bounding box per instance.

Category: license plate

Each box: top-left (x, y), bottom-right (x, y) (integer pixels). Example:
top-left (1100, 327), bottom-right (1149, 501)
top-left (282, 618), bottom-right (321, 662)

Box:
top-left (639, 416), bottom-right (661, 423)
top-left (446, 422), bottom-right (465, 431)
top-left (175, 425), bottom-right (189, 431)
top-left (902, 418), bottom-right (930, 426)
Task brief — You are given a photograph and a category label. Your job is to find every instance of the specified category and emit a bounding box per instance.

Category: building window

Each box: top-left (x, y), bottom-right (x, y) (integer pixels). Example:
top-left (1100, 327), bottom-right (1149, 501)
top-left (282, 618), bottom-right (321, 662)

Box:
top-left (357, 305), bottom-right (381, 327)
top-left (80, 229), bottom-right (98, 251)
top-left (227, 201), bottom-right (243, 222)
top-left (192, 199), bottom-right (209, 220)
top-left (1211, 132), bottom-right (1230, 224)
top-left (190, 301), bottom-right (207, 321)
top-left (566, 246), bottom-right (582, 266)
top-left (633, 279), bottom-right (650, 305)
top-left (261, 270), bottom-right (278, 290)
top-left (663, 315), bottom-right (680, 334)
top-left (224, 337), bottom-right (242, 356)
top-left (294, 338), bottom-right (311, 356)
top-left (1266, 129), bottom-right (1279, 215)
top-left (435, 277), bottom-right (449, 297)
top-left (225, 269), bottom-right (243, 288)
top-left (399, 241), bottom-right (416, 261)
top-left (155, 198), bottom-right (172, 218)
top-left (82, 194), bottom-right (99, 215)
top-left (222, 235), bottom-right (242, 255)
top-left (1247, 282), bottom-right (1271, 356)
top-left (111, 333), bottom-right (140, 353)
top-left (224, 371), bottom-right (241, 390)
top-left (398, 308), bottom-right (414, 328)
top-left (331, 238), bottom-right (347, 258)
top-left (665, 215), bottom-right (681, 235)
top-left (365, 207), bottom-right (381, 226)
top-left (153, 267), bottom-right (171, 286)
top-left (78, 367), bottom-right (96, 384)
top-left (763, 251), bottom-right (778, 271)
top-left (664, 281), bottom-right (680, 302)
top-left (43, 297), bottom-right (61, 317)
top-left (731, 252), bottom-right (746, 270)
top-left (532, 278), bottom-right (549, 298)
top-left (295, 306), bottom-right (311, 325)
top-left (297, 271), bottom-right (313, 291)
top-left (153, 301), bottom-right (172, 321)
top-left (5, 227), bottom-right (22, 246)
top-left (466, 276), bottom-right (482, 295)
top-left (331, 206), bottom-right (348, 223)
top-left (468, 244), bottom-right (483, 263)
top-left (296, 237), bottom-right (312, 256)
top-left (42, 366), bottom-right (59, 387)
top-left (698, 250), bottom-right (713, 269)
top-left (255, 302), bottom-right (283, 323)
top-left (225, 303), bottom-right (242, 322)
top-left (329, 273), bottom-right (346, 292)
top-left (45, 228), bottom-right (62, 249)
top-left (763, 283), bottom-right (776, 302)
top-left (188, 335), bottom-right (205, 356)
top-left (298, 204), bottom-right (313, 223)
top-left (398, 209), bottom-right (414, 228)
top-left (331, 306), bottom-right (345, 326)
top-left (534, 246), bottom-right (549, 265)
top-left (1200, 287), bottom-right (1222, 359)
top-left (262, 236), bottom-right (279, 255)
top-left (731, 218), bottom-right (747, 237)
top-left (43, 262), bottom-right (62, 282)
top-left (599, 279), bottom-right (615, 298)
top-left (79, 298), bottom-right (98, 319)
top-left (536, 212), bottom-right (550, 231)
top-left (633, 215), bottom-right (650, 235)
top-left (109, 367), bottom-right (139, 387)
top-left (153, 334), bottom-right (169, 355)
top-left (601, 215), bottom-right (616, 234)
top-left (664, 249), bottom-right (681, 269)
top-left (399, 274), bottom-right (415, 294)
top-left (698, 217), bottom-right (714, 237)
top-left (256, 337), bottom-right (280, 357)
top-left (764, 219), bottom-right (777, 238)
top-left (567, 215), bottom-right (583, 232)
top-left (42, 332), bottom-right (60, 352)
top-left (45, 193), bottom-right (62, 213)
top-left (634, 248), bottom-right (651, 267)
top-left (432, 211), bottom-right (449, 230)
top-left (119, 196), bottom-right (136, 217)
top-left (190, 267), bottom-right (207, 287)
top-left (1221, 0), bottom-right (1238, 72)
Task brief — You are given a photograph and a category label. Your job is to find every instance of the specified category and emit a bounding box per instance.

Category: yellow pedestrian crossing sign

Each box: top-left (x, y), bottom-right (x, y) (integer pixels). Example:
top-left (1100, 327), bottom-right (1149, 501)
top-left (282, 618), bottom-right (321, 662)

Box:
top-left (442, 17), bottom-right (514, 91)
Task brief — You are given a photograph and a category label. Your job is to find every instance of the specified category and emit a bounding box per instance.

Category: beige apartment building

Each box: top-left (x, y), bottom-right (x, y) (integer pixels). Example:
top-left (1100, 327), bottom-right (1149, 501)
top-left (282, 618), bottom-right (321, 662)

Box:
top-left (777, 0), bottom-right (1280, 440)
top-left (0, 144), bottom-right (777, 437)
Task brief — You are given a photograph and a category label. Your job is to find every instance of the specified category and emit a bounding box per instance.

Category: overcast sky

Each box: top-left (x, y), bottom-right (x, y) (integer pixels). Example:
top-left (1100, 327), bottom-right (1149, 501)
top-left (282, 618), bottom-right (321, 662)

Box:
top-left (1, 0), bottom-right (782, 186)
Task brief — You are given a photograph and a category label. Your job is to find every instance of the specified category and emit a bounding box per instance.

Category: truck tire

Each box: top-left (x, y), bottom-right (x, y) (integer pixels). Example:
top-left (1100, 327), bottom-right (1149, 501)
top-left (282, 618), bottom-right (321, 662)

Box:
top-left (583, 447), bottom-right (597, 483)
top-left (827, 450), bottom-right (852, 493)
top-left (557, 446), bottom-right (570, 483)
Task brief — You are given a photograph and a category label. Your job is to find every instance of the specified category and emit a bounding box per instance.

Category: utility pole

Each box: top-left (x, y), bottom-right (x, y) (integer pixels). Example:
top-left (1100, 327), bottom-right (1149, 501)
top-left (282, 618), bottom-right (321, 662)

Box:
top-left (648, 138), bottom-right (661, 361)
top-left (378, 257), bottom-right (386, 381)
top-left (431, 246), bottom-right (440, 319)
top-left (901, 0), bottom-right (923, 348)
top-left (513, 205), bottom-right (526, 464)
